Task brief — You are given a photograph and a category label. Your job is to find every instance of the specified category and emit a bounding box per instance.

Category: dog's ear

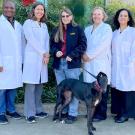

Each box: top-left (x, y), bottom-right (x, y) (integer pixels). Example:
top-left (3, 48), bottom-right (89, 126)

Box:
top-left (98, 72), bottom-right (107, 78)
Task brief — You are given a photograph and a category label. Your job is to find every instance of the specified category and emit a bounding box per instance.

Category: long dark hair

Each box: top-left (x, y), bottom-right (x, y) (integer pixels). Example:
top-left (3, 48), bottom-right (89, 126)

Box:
top-left (113, 8), bottom-right (135, 29)
top-left (28, 2), bottom-right (47, 23)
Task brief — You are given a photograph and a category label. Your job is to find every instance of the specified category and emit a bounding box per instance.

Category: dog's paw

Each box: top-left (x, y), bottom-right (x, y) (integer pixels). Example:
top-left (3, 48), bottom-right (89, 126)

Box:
top-left (52, 117), bottom-right (58, 121)
top-left (53, 120), bottom-right (57, 123)
top-left (92, 126), bottom-right (96, 131)
top-left (88, 132), bottom-right (94, 135)
top-left (60, 120), bottom-right (65, 124)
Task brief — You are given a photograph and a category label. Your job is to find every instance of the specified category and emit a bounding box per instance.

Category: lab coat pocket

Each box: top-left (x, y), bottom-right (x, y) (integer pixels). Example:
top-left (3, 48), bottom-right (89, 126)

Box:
top-left (24, 52), bottom-right (38, 64)
top-left (121, 64), bottom-right (135, 89)
top-left (3, 56), bottom-right (14, 70)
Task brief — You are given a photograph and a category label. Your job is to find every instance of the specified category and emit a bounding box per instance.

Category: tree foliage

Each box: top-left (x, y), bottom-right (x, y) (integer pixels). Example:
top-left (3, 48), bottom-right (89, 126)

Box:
top-left (0, 0), bottom-right (135, 103)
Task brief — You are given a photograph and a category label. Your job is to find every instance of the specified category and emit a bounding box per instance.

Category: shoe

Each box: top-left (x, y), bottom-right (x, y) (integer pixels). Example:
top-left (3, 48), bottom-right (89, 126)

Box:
top-left (6, 112), bottom-right (22, 120)
top-left (93, 118), bottom-right (105, 122)
top-left (115, 116), bottom-right (128, 123)
top-left (36, 112), bottom-right (48, 118)
top-left (64, 115), bottom-right (77, 124)
top-left (27, 116), bottom-right (36, 124)
top-left (93, 116), bottom-right (106, 122)
top-left (114, 115), bottom-right (120, 121)
top-left (0, 115), bottom-right (8, 125)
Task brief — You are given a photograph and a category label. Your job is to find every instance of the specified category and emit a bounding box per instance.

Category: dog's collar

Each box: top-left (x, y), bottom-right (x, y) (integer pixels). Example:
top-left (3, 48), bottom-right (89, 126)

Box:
top-left (93, 81), bottom-right (102, 92)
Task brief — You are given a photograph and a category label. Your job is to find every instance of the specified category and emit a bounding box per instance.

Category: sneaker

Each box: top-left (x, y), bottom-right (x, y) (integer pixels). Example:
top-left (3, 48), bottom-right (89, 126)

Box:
top-left (6, 112), bottom-right (22, 120)
top-left (64, 115), bottom-right (77, 124)
top-left (0, 115), bottom-right (8, 125)
top-left (36, 112), bottom-right (48, 118)
top-left (27, 116), bottom-right (36, 124)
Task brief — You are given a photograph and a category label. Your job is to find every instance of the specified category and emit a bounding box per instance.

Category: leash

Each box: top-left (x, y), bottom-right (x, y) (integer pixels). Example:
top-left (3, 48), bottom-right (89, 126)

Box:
top-left (82, 68), bottom-right (97, 79)
top-left (82, 68), bottom-right (103, 92)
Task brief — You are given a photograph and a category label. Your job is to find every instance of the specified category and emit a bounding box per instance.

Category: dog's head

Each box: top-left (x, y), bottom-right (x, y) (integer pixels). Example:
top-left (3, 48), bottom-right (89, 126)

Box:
top-left (96, 72), bottom-right (108, 93)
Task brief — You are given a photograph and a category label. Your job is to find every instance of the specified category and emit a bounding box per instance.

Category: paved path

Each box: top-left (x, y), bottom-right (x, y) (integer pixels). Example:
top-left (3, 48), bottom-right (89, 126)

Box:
top-left (0, 104), bottom-right (135, 135)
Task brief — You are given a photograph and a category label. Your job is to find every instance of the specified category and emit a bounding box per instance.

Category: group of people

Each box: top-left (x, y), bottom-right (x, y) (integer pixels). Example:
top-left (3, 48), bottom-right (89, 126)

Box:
top-left (0, 0), bottom-right (135, 125)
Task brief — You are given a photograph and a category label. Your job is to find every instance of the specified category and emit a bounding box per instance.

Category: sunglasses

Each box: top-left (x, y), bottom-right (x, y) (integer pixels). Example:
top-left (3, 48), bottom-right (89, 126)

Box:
top-left (62, 15), bottom-right (71, 18)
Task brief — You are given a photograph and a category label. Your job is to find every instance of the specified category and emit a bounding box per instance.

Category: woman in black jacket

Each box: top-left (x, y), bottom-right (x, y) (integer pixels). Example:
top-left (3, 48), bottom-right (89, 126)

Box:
top-left (50, 7), bottom-right (87, 124)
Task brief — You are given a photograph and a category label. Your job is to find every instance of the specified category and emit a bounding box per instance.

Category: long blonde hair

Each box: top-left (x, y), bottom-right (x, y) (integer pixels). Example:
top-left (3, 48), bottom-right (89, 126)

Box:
top-left (54, 7), bottom-right (77, 43)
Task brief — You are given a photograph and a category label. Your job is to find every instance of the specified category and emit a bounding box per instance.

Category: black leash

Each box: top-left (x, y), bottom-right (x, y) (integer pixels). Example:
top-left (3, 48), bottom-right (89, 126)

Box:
top-left (82, 68), bottom-right (97, 79)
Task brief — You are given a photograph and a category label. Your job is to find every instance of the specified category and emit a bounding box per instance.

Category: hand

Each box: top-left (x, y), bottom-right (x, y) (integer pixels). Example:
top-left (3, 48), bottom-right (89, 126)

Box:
top-left (43, 57), bottom-right (49, 64)
top-left (43, 52), bottom-right (50, 58)
top-left (66, 56), bottom-right (72, 62)
top-left (43, 53), bottom-right (50, 64)
top-left (56, 51), bottom-right (63, 58)
top-left (82, 53), bottom-right (90, 62)
top-left (0, 66), bottom-right (3, 72)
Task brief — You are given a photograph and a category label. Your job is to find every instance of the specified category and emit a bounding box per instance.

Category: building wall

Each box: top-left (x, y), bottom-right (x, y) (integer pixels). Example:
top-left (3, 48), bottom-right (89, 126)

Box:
top-left (106, 0), bottom-right (135, 5)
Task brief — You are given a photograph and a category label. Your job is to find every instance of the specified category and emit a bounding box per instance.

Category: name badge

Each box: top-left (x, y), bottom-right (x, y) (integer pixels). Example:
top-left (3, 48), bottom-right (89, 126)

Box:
top-left (70, 32), bottom-right (75, 35)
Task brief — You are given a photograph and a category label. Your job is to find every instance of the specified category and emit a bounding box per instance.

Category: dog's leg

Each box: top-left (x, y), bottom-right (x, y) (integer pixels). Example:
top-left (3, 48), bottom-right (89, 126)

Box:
top-left (53, 102), bottom-right (61, 121)
top-left (58, 103), bottom-right (69, 122)
top-left (91, 106), bottom-right (96, 131)
top-left (58, 91), bottom-right (72, 122)
top-left (86, 99), bottom-right (96, 135)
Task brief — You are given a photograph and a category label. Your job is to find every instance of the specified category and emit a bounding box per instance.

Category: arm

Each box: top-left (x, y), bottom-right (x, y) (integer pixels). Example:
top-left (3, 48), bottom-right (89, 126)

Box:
top-left (43, 25), bottom-right (50, 64)
top-left (86, 25), bottom-right (112, 59)
top-left (50, 28), bottom-right (61, 57)
top-left (0, 36), bottom-right (3, 72)
top-left (129, 40), bottom-right (135, 64)
top-left (0, 47), bottom-right (2, 67)
top-left (0, 30), bottom-right (3, 68)
top-left (44, 25), bottom-right (50, 54)
top-left (68, 26), bottom-right (87, 59)
top-left (23, 20), bottom-right (45, 56)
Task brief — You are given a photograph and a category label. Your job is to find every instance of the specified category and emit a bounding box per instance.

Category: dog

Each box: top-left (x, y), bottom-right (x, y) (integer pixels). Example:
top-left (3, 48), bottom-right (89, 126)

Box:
top-left (53, 72), bottom-right (108, 135)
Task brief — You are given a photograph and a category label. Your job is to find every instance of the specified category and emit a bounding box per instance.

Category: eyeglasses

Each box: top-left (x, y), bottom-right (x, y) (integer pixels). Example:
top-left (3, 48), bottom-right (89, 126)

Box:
top-left (62, 15), bottom-right (70, 18)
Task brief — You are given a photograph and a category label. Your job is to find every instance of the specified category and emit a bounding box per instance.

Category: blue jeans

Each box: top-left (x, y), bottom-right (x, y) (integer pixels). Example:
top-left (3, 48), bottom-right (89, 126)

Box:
top-left (54, 58), bottom-right (81, 116)
top-left (0, 89), bottom-right (17, 115)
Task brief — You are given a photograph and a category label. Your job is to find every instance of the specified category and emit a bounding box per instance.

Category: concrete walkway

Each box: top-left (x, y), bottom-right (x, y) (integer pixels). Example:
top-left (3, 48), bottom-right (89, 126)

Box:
top-left (0, 104), bottom-right (135, 135)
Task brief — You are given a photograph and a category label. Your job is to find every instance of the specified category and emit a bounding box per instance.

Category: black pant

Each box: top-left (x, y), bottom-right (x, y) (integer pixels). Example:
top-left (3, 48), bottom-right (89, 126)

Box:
top-left (94, 85), bottom-right (110, 119)
top-left (111, 88), bottom-right (135, 118)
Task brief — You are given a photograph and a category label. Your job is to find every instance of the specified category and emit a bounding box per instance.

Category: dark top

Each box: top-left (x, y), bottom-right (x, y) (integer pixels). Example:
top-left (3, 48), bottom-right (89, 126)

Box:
top-left (50, 23), bottom-right (87, 69)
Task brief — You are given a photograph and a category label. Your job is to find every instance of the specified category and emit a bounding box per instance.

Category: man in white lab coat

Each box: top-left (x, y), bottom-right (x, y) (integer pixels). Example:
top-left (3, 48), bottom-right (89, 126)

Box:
top-left (0, 0), bottom-right (23, 124)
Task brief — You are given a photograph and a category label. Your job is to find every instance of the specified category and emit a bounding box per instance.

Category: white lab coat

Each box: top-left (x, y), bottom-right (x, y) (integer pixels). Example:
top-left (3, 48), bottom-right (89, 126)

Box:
top-left (83, 22), bottom-right (112, 84)
top-left (22, 19), bottom-right (49, 84)
top-left (111, 26), bottom-right (135, 91)
top-left (0, 15), bottom-right (23, 89)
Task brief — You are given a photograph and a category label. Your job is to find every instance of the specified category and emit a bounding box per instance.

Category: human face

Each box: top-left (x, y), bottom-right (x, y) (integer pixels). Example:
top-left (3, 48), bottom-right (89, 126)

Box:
top-left (61, 11), bottom-right (72, 25)
top-left (34, 5), bottom-right (44, 21)
top-left (3, 1), bottom-right (15, 18)
top-left (92, 9), bottom-right (104, 25)
top-left (118, 10), bottom-right (129, 26)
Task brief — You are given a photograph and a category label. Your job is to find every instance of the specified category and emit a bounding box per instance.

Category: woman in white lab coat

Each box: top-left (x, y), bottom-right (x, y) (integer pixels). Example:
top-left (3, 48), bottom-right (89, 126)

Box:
top-left (82, 7), bottom-right (112, 121)
top-left (111, 8), bottom-right (135, 123)
top-left (22, 2), bottom-right (49, 123)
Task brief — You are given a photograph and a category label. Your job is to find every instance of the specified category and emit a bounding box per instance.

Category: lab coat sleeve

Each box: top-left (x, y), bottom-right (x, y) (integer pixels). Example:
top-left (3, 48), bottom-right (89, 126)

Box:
top-left (21, 28), bottom-right (26, 64)
top-left (0, 30), bottom-right (3, 67)
top-left (45, 25), bottom-right (50, 53)
top-left (130, 40), bottom-right (135, 64)
top-left (0, 46), bottom-right (3, 67)
top-left (86, 25), bottom-right (112, 59)
top-left (23, 20), bottom-right (45, 56)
